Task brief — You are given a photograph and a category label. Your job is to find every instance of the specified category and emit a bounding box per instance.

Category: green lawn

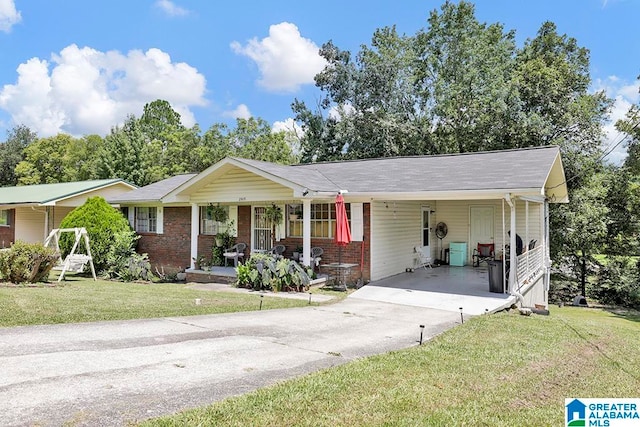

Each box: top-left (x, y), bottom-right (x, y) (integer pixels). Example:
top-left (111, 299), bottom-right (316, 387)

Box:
top-left (142, 307), bottom-right (640, 427)
top-left (0, 275), bottom-right (319, 327)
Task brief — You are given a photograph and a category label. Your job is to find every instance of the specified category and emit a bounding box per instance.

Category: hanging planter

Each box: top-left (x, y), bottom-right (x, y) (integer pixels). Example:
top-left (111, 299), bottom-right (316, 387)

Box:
top-left (207, 203), bottom-right (228, 223)
top-left (264, 204), bottom-right (283, 248)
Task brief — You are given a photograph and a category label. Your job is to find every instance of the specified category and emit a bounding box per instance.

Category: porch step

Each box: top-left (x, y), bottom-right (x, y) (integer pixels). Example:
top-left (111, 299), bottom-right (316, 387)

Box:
top-left (186, 269), bottom-right (235, 284)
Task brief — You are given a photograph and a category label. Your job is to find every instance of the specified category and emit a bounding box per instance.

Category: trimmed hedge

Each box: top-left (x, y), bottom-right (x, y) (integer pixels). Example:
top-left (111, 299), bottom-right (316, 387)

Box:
top-left (59, 196), bottom-right (134, 273)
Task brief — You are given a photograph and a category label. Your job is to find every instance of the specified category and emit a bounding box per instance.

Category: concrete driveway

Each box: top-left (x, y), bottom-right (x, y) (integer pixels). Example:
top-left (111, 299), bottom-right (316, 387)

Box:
top-left (0, 297), bottom-right (461, 426)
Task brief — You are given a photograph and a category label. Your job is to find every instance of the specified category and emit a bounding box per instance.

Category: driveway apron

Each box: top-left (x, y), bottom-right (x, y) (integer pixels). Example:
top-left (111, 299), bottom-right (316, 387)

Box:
top-left (0, 298), bottom-right (460, 426)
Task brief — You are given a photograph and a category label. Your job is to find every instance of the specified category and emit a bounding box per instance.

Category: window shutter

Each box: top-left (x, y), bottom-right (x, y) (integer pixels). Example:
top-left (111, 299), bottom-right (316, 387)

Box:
top-left (156, 206), bottom-right (163, 234)
top-left (351, 203), bottom-right (363, 242)
top-left (229, 205), bottom-right (238, 237)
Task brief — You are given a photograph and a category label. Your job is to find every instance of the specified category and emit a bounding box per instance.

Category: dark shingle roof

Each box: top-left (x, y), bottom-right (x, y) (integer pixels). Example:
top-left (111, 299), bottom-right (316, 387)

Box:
top-left (109, 174), bottom-right (196, 203)
top-left (236, 146), bottom-right (560, 193)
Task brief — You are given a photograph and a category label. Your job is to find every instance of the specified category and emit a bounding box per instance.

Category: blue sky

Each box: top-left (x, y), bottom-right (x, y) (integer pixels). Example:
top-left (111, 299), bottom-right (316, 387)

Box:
top-left (1, 0), bottom-right (639, 163)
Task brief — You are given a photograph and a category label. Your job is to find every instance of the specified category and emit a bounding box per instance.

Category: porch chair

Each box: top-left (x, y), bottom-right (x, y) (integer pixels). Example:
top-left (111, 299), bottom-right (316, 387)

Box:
top-left (528, 239), bottom-right (537, 251)
top-left (268, 244), bottom-right (286, 258)
top-left (223, 242), bottom-right (247, 267)
top-left (472, 243), bottom-right (495, 267)
top-left (414, 246), bottom-right (433, 269)
top-left (311, 247), bottom-right (323, 270)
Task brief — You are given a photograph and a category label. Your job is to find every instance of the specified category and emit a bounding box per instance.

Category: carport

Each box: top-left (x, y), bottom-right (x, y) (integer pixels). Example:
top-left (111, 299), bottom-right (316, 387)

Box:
top-left (350, 265), bottom-right (516, 315)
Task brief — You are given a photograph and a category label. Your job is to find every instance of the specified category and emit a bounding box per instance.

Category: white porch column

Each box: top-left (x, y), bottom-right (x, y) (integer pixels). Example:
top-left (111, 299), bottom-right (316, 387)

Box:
top-left (543, 199), bottom-right (551, 302)
top-left (302, 199), bottom-right (311, 266)
top-left (509, 199), bottom-right (517, 291)
top-left (190, 203), bottom-right (199, 269)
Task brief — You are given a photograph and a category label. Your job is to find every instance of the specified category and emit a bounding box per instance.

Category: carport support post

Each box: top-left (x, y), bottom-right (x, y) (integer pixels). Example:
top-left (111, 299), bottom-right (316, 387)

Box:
top-left (190, 203), bottom-right (199, 269)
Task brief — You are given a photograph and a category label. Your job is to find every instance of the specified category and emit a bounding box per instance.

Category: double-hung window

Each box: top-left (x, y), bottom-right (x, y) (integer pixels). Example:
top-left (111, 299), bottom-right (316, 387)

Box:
top-left (199, 206), bottom-right (229, 235)
top-left (287, 203), bottom-right (350, 238)
top-left (135, 207), bottom-right (157, 233)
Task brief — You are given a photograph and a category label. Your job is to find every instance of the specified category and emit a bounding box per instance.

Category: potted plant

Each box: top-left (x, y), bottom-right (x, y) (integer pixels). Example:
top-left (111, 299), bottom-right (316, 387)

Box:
top-left (293, 244), bottom-right (303, 261)
top-left (264, 204), bottom-right (283, 248)
top-left (289, 205), bottom-right (302, 220)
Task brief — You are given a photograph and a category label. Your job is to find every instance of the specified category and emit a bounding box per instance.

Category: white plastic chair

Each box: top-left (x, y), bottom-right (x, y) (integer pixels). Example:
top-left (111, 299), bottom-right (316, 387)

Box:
top-left (414, 246), bottom-right (433, 269)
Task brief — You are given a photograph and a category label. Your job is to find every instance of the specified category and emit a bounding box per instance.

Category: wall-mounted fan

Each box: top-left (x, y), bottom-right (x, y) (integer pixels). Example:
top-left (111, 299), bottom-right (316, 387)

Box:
top-left (435, 222), bottom-right (448, 263)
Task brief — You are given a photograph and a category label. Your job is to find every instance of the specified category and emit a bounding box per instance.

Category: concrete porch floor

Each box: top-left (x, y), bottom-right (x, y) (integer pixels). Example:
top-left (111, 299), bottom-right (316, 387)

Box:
top-left (350, 265), bottom-right (516, 315)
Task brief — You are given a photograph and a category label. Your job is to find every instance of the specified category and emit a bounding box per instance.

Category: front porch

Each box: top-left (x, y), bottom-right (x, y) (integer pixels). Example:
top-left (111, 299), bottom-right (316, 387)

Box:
top-left (350, 265), bottom-right (517, 315)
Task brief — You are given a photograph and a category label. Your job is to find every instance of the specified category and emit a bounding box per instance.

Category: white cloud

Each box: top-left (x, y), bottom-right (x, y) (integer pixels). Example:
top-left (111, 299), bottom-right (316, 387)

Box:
top-left (155, 0), bottom-right (189, 17)
top-left (0, 0), bottom-right (21, 32)
top-left (594, 76), bottom-right (640, 165)
top-left (0, 44), bottom-right (206, 136)
top-left (272, 117), bottom-right (301, 135)
top-left (231, 22), bottom-right (327, 93)
top-left (223, 103), bottom-right (252, 120)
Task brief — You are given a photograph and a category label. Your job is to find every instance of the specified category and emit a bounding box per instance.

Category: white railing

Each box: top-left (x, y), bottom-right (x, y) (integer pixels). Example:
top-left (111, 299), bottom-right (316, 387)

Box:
top-left (516, 246), bottom-right (544, 288)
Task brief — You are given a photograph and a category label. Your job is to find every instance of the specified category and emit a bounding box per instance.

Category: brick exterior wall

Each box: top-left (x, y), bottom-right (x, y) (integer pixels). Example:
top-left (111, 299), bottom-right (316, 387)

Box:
top-left (267, 203), bottom-right (372, 284)
top-left (141, 203), bottom-right (372, 284)
top-left (137, 207), bottom-right (191, 274)
top-left (0, 209), bottom-right (15, 248)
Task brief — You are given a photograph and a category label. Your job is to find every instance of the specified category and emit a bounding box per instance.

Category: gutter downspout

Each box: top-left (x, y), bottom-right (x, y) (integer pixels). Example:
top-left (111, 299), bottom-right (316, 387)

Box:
top-left (504, 194), bottom-right (524, 306)
top-left (31, 206), bottom-right (49, 241)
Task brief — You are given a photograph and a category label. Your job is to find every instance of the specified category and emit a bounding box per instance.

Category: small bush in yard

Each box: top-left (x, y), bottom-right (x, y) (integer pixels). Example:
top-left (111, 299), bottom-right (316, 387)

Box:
top-left (103, 230), bottom-right (152, 281)
top-left (0, 241), bottom-right (59, 283)
top-left (59, 196), bottom-right (135, 274)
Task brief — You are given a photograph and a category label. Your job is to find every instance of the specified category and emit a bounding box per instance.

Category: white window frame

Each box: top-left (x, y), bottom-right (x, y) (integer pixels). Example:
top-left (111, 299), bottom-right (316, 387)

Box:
top-left (286, 203), bottom-right (349, 239)
top-left (199, 205), bottom-right (230, 235)
top-left (134, 207), bottom-right (157, 233)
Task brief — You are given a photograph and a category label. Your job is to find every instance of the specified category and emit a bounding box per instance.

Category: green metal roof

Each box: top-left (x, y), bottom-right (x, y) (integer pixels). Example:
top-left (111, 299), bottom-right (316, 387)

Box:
top-left (0, 179), bottom-right (132, 205)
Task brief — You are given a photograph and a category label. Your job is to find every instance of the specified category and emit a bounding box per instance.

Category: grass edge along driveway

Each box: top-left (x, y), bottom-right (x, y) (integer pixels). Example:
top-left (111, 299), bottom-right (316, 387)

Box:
top-left (142, 307), bottom-right (640, 427)
top-left (0, 276), bottom-right (337, 327)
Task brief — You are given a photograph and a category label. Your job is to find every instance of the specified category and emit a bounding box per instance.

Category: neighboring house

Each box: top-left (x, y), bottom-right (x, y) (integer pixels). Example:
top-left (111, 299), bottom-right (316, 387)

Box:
top-left (111, 146), bottom-right (568, 307)
top-left (0, 179), bottom-right (137, 245)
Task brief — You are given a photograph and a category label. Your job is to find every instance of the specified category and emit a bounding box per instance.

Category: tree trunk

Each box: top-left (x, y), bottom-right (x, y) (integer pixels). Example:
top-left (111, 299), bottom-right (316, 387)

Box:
top-left (580, 250), bottom-right (587, 297)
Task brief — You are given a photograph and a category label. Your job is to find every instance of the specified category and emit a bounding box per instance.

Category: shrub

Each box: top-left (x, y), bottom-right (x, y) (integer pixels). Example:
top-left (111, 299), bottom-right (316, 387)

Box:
top-left (59, 196), bottom-right (133, 273)
top-left (235, 253), bottom-right (312, 292)
top-left (103, 229), bottom-right (152, 281)
top-left (0, 241), bottom-right (59, 284)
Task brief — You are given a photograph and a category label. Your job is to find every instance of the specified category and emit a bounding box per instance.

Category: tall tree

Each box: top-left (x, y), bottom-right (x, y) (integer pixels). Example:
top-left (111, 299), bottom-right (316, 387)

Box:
top-left (139, 99), bottom-right (184, 142)
top-left (513, 21), bottom-right (611, 187)
top-left (615, 78), bottom-right (640, 174)
top-left (96, 115), bottom-right (147, 185)
top-left (415, 0), bottom-right (518, 153)
top-left (551, 172), bottom-right (609, 296)
top-left (15, 134), bottom-right (78, 185)
top-left (0, 125), bottom-right (36, 186)
top-left (232, 118), bottom-right (296, 164)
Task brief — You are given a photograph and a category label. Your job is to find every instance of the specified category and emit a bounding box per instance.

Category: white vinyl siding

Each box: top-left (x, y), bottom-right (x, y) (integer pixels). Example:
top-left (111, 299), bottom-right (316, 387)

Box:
top-left (369, 198), bottom-right (544, 282)
top-left (14, 207), bottom-right (47, 243)
top-left (370, 200), bottom-right (426, 281)
top-left (54, 183), bottom-right (134, 206)
top-left (190, 168), bottom-right (292, 203)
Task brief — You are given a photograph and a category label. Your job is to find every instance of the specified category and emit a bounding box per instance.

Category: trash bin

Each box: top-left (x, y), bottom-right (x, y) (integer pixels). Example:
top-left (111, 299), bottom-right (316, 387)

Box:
top-left (487, 260), bottom-right (504, 293)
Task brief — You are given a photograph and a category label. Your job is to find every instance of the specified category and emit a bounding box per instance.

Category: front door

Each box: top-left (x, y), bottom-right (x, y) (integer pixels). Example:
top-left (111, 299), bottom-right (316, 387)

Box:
top-left (470, 206), bottom-right (494, 259)
top-left (252, 206), bottom-right (271, 252)
top-left (421, 207), bottom-right (431, 254)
